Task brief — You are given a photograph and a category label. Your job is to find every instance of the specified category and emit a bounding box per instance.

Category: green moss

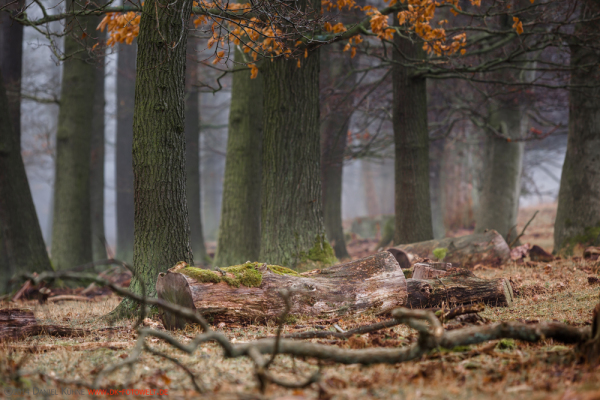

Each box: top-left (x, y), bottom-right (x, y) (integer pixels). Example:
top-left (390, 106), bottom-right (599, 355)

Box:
top-left (496, 338), bottom-right (516, 350)
top-left (267, 265), bottom-right (301, 276)
top-left (561, 225), bottom-right (600, 255)
top-left (433, 247), bottom-right (448, 262)
top-left (180, 267), bottom-right (221, 284)
top-left (222, 263), bottom-right (263, 287)
top-left (301, 235), bottom-right (337, 265)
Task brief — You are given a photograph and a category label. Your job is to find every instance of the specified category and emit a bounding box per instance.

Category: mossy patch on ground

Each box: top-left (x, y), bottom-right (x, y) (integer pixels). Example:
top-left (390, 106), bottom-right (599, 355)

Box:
top-left (179, 262), bottom-right (301, 288)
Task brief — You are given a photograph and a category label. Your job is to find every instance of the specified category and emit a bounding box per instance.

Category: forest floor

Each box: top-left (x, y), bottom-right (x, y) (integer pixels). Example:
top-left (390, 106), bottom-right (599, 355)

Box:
top-left (1, 203), bottom-right (600, 399)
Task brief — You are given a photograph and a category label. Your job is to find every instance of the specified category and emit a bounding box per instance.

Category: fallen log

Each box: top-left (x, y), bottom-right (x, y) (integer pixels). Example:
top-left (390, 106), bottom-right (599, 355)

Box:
top-left (406, 270), bottom-right (514, 309)
top-left (156, 252), bottom-right (408, 329)
top-left (387, 230), bottom-right (511, 269)
top-left (0, 308), bottom-right (88, 341)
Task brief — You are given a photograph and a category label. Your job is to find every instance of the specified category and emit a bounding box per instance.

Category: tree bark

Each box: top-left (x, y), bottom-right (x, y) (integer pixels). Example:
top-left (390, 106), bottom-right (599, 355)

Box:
top-left (392, 31), bottom-right (433, 244)
top-left (125, 0), bottom-right (194, 302)
top-left (185, 33), bottom-right (208, 264)
top-left (90, 23), bottom-right (107, 261)
top-left (157, 252), bottom-right (407, 327)
top-left (0, 3), bottom-right (52, 294)
top-left (214, 46), bottom-right (263, 267)
top-left (554, 0), bottom-right (600, 254)
top-left (0, 0), bottom-right (23, 136)
top-left (51, 0), bottom-right (98, 270)
top-left (320, 43), bottom-right (351, 259)
top-left (115, 41), bottom-right (136, 264)
top-left (260, 41), bottom-right (334, 270)
top-left (387, 229), bottom-right (510, 269)
top-left (406, 270), bottom-right (514, 309)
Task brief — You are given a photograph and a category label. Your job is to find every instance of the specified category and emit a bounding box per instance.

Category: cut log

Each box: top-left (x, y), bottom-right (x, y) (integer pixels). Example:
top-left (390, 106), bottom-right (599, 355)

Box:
top-left (156, 252), bottom-right (408, 329)
top-left (412, 263), bottom-right (452, 280)
top-left (406, 270), bottom-right (514, 309)
top-left (388, 230), bottom-right (510, 269)
top-left (0, 308), bottom-right (88, 341)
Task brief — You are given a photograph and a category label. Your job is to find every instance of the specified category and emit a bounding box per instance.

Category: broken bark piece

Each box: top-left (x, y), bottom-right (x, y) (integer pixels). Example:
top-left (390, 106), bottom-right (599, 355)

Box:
top-left (406, 270), bottom-right (514, 308)
top-left (529, 245), bottom-right (554, 262)
top-left (156, 252), bottom-right (408, 329)
top-left (412, 263), bottom-right (451, 280)
top-left (388, 230), bottom-right (510, 269)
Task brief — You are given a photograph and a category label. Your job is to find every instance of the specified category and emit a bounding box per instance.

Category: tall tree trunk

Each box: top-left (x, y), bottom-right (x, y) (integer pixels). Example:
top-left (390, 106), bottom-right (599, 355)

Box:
top-left (124, 0), bottom-right (194, 302)
top-left (90, 27), bottom-right (106, 261)
top-left (185, 34), bottom-right (208, 264)
top-left (320, 43), bottom-right (351, 259)
top-left (474, 102), bottom-right (525, 240)
top-left (392, 33), bottom-right (433, 244)
top-left (51, 1), bottom-right (97, 270)
top-left (115, 42), bottom-right (136, 264)
top-left (554, 0), bottom-right (600, 253)
top-left (260, 48), bottom-right (335, 270)
top-left (429, 138), bottom-right (445, 239)
top-left (214, 47), bottom-right (264, 267)
top-left (0, 19), bottom-right (52, 294)
top-left (0, 0), bottom-right (23, 135)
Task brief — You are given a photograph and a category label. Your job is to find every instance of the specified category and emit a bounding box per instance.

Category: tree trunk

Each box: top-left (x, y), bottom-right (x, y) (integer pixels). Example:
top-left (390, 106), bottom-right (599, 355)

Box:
top-left (406, 270), bottom-right (514, 308)
top-left (554, 0), bottom-right (600, 254)
top-left (392, 32), bottom-right (433, 244)
top-left (214, 47), bottom-right (264, 267)
top-left (387, 229), bottom-right (510, 269)
top-left (51, 0), bottom-right (97, 270)
top-left (0, 70), bottom-right (52, 294)
top-left (0, 0), bottom-right (23, 136)
top-left (429, 138), bottom-right (445, 239)
top-left (115, 41), bottom-right (136, 264)
top-left (125, 0), bottom-right (194, 301)
top-left (474, 101), bottom-right (525, 240)
top-left (90, 25), bottom-right (107, 262)
top-left (320, 42), bottom-right (351, 259)
top-left (157, 252), bottom-right (407, 327)
top-left (185, 33), bottom-right (208, 264)
top-left (260, 45), bottom-right (334, 270)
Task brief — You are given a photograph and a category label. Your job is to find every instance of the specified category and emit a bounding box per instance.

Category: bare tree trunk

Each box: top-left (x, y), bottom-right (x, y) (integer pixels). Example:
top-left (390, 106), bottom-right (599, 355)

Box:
top-left (51, 1), bottom-right (98, 269)
top-left (185, 33), bottom-right (208, 264)
top-left (392, 31), bottom-right (433, 244)
top-left (320, 42), bottom-right (351, 259)
top-left (115, 42), bottom-right (136, 264)
top-left (90, 24), bottom-right (107, 261)
top-left (554, 0), bottom-right (600, 254)
top-left (214, 46), bottom-right (263, 267)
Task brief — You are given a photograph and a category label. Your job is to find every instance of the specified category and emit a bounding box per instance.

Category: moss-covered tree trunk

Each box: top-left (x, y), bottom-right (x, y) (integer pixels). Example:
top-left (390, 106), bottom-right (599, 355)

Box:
top-left (90, 23), bottom-right (106, 261)
top-left (474, 101), bottom-right (525, 240)
top-left (0, 48), bottom-right (52, 293)
top-left (126, 0), bottom-right (194, 299)
top-left (51, 1), bottom-right (97, 269)
top-left (554, 0), bottom-right (600, 253)
top-left (260, 44), bottom-right (335, 270)
top-left (392, 32), bottom-right (433, 245)
top-left (320, 43), bottom-right (351, 259)
top-left (214, 47), bottom-right (264, 267)
top-left (0, 0), bottom-right (23, 135)
top-left (185, 33), bottom-right (208, 264)
top-left (115, 41), bottom-right (136, 264)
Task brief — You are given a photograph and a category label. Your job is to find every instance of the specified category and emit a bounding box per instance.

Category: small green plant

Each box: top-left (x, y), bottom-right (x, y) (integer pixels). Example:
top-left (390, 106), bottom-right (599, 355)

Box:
top-left (433, 247), bottom-right (448, 262)
top-left (496, 338), bottom-right (516, 350)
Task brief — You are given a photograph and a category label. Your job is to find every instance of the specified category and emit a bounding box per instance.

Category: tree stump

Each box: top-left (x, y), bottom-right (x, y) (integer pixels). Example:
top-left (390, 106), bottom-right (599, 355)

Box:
top-left (156, 252), bottom-right (408, 329)
top-left (388, 230), bottom-right (510, 269)
top-left (406, 270), bottom-right (514, 308)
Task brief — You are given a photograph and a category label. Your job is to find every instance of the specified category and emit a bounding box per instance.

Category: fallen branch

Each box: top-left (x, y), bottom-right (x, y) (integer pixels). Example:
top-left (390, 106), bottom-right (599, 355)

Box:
top-left (6, 342), bottom-right (130, 353)
top-left (509, 211), bottom-right (539, 248)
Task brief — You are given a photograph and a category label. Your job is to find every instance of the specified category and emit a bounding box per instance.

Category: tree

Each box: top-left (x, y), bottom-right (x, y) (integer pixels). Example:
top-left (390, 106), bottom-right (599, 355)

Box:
top-left (0, 7), bottom-right (52, 293)
top-left (260, 37), bottom-right (336, 270)
top-left (320, 43), bottom-right (352, 259)
top-left (213, 46), bottom-right (264, 267)
top-left (115, 41), bottom-right (136, 264)
top-left (554, 0), bottom-right (600, 253)
top-left (51, 0), bottom-right (98, 270)
top-left (392, 30), bottom-right (434, 245)
top-left (90, 18), bottom-right (107, 261)
top-left (185, 32), bottom-right (209, 264)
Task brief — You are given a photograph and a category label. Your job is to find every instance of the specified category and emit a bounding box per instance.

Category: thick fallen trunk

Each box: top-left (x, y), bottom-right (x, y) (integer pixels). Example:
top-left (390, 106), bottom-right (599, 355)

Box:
top-left (156, 252), bottom-right (408, 329)
top-left (406, 270), bottom-right (514, 308)
top-left (387, 230), bottom-right (510, 269)
top-left (0, 308), bottom-right (88, 341)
